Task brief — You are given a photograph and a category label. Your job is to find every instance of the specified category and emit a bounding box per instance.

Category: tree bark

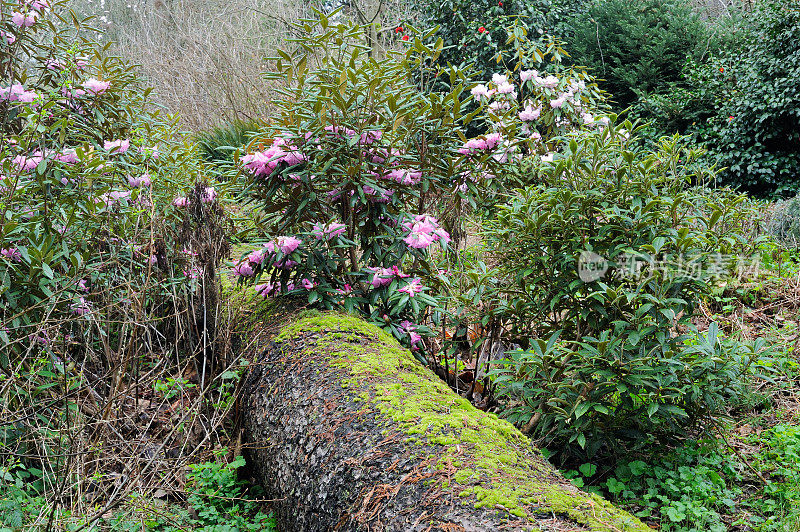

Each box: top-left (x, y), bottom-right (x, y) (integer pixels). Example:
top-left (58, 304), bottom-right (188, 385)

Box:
top-left (242, 312), bottom-right (651, 532)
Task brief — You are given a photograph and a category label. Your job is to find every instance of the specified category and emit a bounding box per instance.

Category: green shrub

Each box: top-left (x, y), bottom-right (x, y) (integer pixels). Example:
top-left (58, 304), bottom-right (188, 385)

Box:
top-left (567, 0), bottom-right (709, 111)
top-left (414, 0), bottom-right (591, 82)
top-left (484, 123), bottom-right (761, 457)
top-left (695, 0), bottom-right (800, 197)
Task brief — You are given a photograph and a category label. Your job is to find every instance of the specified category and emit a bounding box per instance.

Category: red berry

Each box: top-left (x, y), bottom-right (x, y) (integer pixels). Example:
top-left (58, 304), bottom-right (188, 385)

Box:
top-left (402, 34), bottom-right (410, 41)
top-left (396, 26), bottom-right (403, 33)
top-left (719, 67), bottom-right (724, 72)
top-left (478, 26), bottom-right (486, 33)
top-left (498, 1), bottom-right (503, 5)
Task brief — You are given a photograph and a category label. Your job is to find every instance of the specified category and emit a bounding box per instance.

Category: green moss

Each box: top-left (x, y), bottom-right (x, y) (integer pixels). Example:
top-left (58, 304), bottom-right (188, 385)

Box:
top-left (274, 312), bottom-right (652, 532)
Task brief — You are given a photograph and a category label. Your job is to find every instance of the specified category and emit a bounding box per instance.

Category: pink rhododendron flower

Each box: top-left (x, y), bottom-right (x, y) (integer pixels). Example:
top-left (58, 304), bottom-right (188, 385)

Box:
top-left (581, 112), bottom-right (595, 126)
top-left (16, 90), bottom-right (38, 103)
top-left (56, 149), bottom-right (79, 164)
top-left (201, 186), bottom-right (216, 203)
top-left (398, 278), bottom-right (424, 297)
top-left (520, 69), bottom-right (538, 82)
top-left (275, 235), bottom-right (301, 254)
top-left (404, 228), bottom-right (436, 249)
top-left (363, 185), bottom-right (394, 203)
top-left (400, 320), bottom-right (422, 347)
top-left (550, 97), bottom-right (566, 109)
top-left (255, 283), bottom-right (274, 297)
top-left (247, 249), bottom-right (265, 264)
top-left (519, 104), bottom-right (541, 121)
top-left (0, 248), bottom-right (22, 262)
top-left (0, 84), bottom-right (25, 101)
top-left (491, 73), bottom-right (508, 85)
top-left (471, 84), bottom-right (489, 98)
top-left (276, 259), bottom-right (298, 270)
top-left (534, 74), bottom-right (559, 89)
top-left (312, 222), bottom-right (347, 240)
top-left (46, 58), bottom-right (63, 70)
top-left (128, 174), bottom-right (152, 187)
top-left (82, 79), bottom-right (110, 95)
top-left (1, 31), bottom-right (16, 45)
top-left (104, 139), bottom-right (130, 154)
top-left (336, 283), bottom-right (353, 295)
top-left (233, 261), bottom-right (254, 277)
top-left (96, 190), bottom-right (131, 207)
top-left (301, 278), bottom-right (315, 290)
top-left (496, 82), bottom-right (515, 95)
top-left (12, 154), bottom-right (41, 172)
top-left (172, 196), bottom-right (189, 207)
top-left (369, 267), bottom-right (393, 287)
top-left (12, 11), bottom-right (37, 27)
top-left (359, 130), bottom-right (382, 145)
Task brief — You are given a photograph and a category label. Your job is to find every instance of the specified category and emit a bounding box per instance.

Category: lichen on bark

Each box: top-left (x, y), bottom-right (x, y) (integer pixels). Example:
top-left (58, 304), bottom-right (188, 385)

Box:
top-left (243, 310), bottom-right (651, 531)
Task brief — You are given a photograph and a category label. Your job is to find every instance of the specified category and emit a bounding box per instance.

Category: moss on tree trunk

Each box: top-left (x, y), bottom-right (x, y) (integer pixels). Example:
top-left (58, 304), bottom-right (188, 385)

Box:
top-left (242, 311), bottom-right (651, 531)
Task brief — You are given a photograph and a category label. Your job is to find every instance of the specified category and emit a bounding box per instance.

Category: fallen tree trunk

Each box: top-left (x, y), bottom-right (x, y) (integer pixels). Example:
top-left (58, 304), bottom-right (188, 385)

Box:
top-left (242, 311), bottom-right (651, 532)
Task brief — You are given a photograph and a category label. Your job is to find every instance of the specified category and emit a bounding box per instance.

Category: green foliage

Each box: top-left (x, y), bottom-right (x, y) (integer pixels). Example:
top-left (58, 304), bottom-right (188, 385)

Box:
top-left (747, 424), bottom-right (800, 529)
top-left (694, 0), bottom-right (800, 197)
top-left (602, 441), bottom-right (742, 531)
top-left (484, 123), bottom-right (762, 457)
top-left (415, 0), bottom-right (590, 81)
top-left (196, 119), bottom-right (264, 164)
top-left (567, 0), bottom-right (709, 111)
top-left (103, 453), bottom-right (275, 532)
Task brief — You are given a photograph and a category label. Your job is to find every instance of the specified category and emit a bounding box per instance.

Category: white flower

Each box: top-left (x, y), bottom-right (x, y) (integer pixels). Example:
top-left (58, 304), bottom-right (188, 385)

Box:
top-left (471, 84), bottom-right (489, 98)
top-left (491, 73), bottom-right (508, 85)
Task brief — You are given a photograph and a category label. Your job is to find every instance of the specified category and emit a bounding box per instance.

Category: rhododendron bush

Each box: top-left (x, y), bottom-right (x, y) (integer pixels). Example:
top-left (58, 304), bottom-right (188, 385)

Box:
top-left (0, 0), bottom-right (203, 360)
top-left (233, 15), bottom-right (495, 350)
top-left (232, 13), bottom-right (611, 351)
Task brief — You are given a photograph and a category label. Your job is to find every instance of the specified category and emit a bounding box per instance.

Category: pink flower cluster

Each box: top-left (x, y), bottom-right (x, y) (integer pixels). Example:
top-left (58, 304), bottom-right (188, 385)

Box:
top-left (104, 139), bottom-right (130, 154)
top-left (402, 214), bottom-right (450, 250)
top-left (379, 168), bottom-right (422, 187)
top-left (399, 320), bottom-right (422, 347)
top-left (83, 79), bottom-right (110, 95)
top-left (1, 248), bottom-right (22, 262)
top-left (12, 10), bottom-right (38, 27)
top-left (367, 265), bottom-right (409, 287)
top-left (312, 222), bottom-right (346, 240)
top-left (458, 133), bottom-right (502, 156)
top-left (128, 174), bottom-right (152, 188)
top-left (0, 84), bottom-right (38, 103)
top-left (233, 236), bottom-right (302, 277)
top-left (241, 137), bottom-right (307, 178)
top-left (362, 185), bottom-right (394, 203)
